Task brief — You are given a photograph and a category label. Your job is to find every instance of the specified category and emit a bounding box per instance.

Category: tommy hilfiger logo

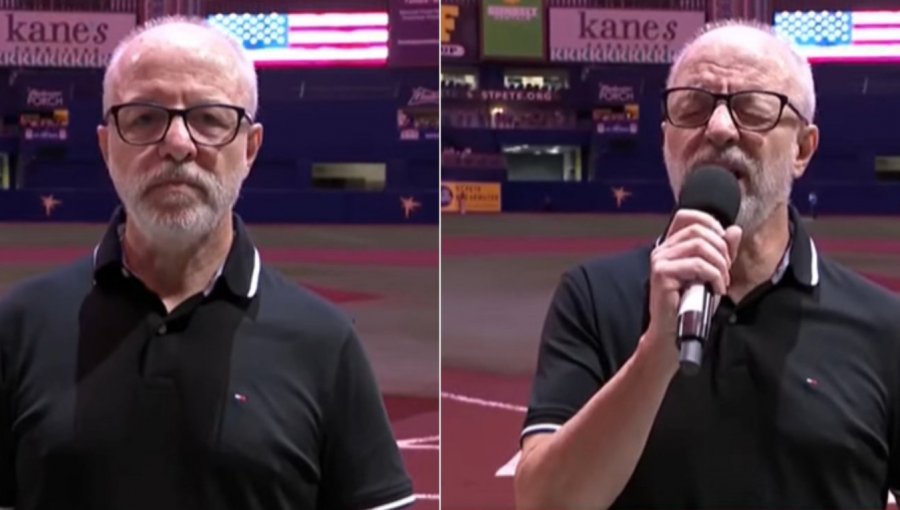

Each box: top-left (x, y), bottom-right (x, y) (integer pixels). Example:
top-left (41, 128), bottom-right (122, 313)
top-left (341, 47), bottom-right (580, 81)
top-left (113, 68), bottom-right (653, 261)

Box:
top-left (805, 377), bottom-right (819, 388)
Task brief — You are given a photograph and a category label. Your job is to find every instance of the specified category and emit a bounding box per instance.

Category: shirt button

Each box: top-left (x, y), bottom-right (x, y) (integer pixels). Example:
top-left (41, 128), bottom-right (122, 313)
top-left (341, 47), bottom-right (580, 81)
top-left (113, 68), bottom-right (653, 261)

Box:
top-left (728, 314), bottom-right (738, 324)
top-left (157, 324), bottom-right (167, 335)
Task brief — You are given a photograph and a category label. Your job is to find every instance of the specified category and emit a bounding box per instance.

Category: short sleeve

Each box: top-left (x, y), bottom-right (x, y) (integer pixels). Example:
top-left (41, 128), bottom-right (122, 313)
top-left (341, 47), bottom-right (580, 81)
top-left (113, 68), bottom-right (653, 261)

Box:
top-left (887, 319), bottom-right (900, 492)
top-left (318, 327), bottom-right (414, 510)
top-left (521, 266), bottom-right (611, 444)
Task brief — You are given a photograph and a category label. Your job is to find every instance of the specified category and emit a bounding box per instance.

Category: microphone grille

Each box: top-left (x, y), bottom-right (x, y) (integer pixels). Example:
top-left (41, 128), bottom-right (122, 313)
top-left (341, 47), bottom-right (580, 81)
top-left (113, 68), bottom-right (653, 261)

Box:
top-left (678, 166), bottom-right (741, 227)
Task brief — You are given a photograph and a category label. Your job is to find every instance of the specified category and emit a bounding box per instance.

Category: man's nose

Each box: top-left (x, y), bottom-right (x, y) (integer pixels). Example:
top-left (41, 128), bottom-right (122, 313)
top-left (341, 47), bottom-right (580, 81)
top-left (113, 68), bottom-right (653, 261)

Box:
top-left (704, 103), bottom-right (740, 148)
top-left (157, 115), bottom-right (196, 162)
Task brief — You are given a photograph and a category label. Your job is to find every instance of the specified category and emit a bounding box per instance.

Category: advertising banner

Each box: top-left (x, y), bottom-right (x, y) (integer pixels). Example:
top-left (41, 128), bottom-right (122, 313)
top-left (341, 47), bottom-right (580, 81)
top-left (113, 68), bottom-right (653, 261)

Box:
top-left (548, 8), bottom-right (705, 63)
top-left (482, 0), bottom-right (544, 60)
top-left (397, 112), bottom-right (438, 141)
top-left (401, 85), bottom-right (440, 107)
top-left (389, 0), bottom-right (439, 67)
top-left (15, 75), bottom-right (72, 111)
top-left (398, 85), bottom-right (438, 141)
top-left (441, 2), bottom-right (478, 62)
top-left (586, 73), bottom-right (641, 137)
top-left (442, 88), bottom-right (561, 102)
top-left (594, 80), bottom-right (640, 104)
top-left (592, 104), bottom-right (639, 136)
top-left (397, 110), bottom-right (438, 141)
top-left (441, 181), bottom-right (502, 213)
top-left (0, 10), bottom-right (135, 68)
top-left (20, 109), bottom-right (69, 143)
top-left (16, 73), bottom-right (72, 143)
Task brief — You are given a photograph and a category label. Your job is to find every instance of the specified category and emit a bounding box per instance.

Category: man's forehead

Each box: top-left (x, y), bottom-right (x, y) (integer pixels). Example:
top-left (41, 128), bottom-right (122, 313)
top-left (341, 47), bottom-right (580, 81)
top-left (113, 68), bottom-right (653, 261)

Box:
top-left (672, 28), bottom-right (792, 86)
top-left (110, 25), bottom-right (244, 101)
top-left (119, 26), bottom-right (234, 75)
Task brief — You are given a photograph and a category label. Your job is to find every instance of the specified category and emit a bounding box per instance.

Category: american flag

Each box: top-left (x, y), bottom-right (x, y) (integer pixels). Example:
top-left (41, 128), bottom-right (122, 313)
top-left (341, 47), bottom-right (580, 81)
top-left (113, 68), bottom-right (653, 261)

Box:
top-left (207, 12), bottom-right (389, 67)
top-left (775, 11), bottom-right (900, 63)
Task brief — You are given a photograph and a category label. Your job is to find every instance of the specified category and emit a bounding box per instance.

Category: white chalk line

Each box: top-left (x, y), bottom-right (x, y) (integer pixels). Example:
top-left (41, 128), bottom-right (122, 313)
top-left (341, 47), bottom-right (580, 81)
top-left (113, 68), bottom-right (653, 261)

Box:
top-left (400, 443), bottom-right (439, 451)
top-left (397, 434), bottom-right (439, 451)
top-left (441, 391), bottom-right (527, 413)
top-left (399, 435), bottom-right (439, 445)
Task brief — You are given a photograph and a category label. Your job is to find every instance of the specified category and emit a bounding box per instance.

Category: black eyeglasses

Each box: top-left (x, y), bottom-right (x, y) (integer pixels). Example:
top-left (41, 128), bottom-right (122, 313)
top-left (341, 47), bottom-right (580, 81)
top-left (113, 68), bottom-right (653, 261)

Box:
top-left (105, 102), bottom-right (253, 147)
top-left (662, 87), bottom-right (809, 132)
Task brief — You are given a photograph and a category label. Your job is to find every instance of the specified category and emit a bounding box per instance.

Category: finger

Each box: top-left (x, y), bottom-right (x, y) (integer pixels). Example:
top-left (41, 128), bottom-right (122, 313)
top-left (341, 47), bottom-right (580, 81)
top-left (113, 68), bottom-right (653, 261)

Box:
top-left (724, 225), bottom-right (743, 262)
top-left (657, 238), bottom-right (731, 288)
top-left (650, 251), bottom-right (687, 294)
top-left (661, 224), bottom-right (731, 267)
top-left (654, 257), bottom-right (729, 295)
top-left (667, 209), bottom-right (726, 238)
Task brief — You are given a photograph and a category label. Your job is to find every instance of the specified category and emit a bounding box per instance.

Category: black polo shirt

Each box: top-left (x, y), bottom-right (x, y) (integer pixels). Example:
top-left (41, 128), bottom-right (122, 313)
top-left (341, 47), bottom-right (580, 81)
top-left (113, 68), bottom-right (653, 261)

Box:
top-left (0, 208), bottom-right (414, 510)
top-left (522, 207), bottom-right (900, 509)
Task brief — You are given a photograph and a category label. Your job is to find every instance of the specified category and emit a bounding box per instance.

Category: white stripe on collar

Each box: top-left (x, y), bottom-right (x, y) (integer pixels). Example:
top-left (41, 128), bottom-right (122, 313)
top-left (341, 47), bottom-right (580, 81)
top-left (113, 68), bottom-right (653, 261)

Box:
top-left (247, 248), bottom-right (261, 298)
top-left (809, 237), bottom-right (819, 286)
top-left (93, 242), bottom-right (260, 298)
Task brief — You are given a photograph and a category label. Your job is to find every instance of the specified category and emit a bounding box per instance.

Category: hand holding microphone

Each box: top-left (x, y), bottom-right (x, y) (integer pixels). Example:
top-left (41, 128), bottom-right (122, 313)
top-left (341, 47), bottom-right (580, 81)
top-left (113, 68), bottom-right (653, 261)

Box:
top-left (644, 166), bottom-right (742, 376)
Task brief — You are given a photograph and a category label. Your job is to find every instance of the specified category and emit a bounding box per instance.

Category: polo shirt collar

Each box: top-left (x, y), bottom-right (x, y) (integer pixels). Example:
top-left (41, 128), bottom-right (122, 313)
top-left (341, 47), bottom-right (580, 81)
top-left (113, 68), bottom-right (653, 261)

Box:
top-left (783, 204), bottom-right (819, 288)
top-left (92, 206), bottom-right (261, 299)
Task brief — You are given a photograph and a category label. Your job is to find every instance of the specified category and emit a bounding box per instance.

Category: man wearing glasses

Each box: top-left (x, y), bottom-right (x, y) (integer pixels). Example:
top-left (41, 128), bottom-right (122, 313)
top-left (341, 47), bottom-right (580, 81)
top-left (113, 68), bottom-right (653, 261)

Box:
top-left (515, 19), bottom-right (900, 509)
top-left (0, 16), bottom-right (413, 510)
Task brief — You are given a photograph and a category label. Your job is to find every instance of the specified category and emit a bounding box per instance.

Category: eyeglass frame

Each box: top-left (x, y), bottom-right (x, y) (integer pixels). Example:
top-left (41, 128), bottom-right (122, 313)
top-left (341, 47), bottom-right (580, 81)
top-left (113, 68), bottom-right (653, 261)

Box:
top-left (661, 87), bottom-right (810, 132)
top-left (103, 102), bottom-right (255, 147)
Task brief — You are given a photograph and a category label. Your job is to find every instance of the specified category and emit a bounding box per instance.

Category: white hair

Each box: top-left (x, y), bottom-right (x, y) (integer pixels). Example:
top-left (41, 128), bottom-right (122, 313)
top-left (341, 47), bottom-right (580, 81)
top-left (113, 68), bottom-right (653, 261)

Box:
top-left (666, 18), bottom-right (816, 122)
top-left (102, 15), bottom-right (258, 118)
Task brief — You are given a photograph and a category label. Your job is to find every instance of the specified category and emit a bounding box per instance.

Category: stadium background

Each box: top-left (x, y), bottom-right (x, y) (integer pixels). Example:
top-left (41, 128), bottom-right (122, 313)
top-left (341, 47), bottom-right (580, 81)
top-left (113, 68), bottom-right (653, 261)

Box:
top-left (440, 0), bottom-right (900, 508)
top-left (0, 0), bottom-right (439, 507)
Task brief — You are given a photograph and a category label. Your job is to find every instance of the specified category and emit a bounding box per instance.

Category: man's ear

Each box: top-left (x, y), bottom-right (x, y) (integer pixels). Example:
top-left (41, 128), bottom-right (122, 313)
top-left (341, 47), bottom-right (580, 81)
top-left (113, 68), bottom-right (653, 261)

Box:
top-left (793, 123), bottom-right (819, 179)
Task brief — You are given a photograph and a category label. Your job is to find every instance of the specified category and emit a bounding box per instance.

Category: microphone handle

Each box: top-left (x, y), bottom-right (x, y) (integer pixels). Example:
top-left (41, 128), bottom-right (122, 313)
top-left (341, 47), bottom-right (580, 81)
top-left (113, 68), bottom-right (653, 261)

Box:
top-left (679, 338), bottom-right (703, 375)
top-left (676, 284), bottom-right (714, 375)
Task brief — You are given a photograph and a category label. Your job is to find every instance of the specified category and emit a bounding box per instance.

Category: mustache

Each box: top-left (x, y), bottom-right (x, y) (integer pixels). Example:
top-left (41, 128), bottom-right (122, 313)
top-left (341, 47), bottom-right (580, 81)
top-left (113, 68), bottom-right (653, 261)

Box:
top-left (687, 148), bottom-right (757, 178)
top-left (140, 165), bottom-right (212, 196)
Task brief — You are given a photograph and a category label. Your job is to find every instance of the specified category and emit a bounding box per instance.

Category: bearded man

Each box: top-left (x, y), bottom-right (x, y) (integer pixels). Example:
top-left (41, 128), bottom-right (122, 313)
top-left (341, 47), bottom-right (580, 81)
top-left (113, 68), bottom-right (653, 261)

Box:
top-left (0, 16), bottom-right (413, 510)
top-left (515, 19), bottom-right (900, 510)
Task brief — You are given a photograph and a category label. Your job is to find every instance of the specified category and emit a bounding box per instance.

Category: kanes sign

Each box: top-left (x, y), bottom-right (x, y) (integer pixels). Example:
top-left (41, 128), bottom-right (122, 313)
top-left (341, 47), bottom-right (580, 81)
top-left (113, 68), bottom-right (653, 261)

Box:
top-left (0, 11), bottom-right (135, 68)
top-left (549, 8), bottom-right (704, 64)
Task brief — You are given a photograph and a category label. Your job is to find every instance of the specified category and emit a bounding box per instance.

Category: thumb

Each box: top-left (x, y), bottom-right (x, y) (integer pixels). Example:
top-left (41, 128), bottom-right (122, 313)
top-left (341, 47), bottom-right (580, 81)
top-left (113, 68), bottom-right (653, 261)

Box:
top-left (724, 225), bottom-right (743, 264)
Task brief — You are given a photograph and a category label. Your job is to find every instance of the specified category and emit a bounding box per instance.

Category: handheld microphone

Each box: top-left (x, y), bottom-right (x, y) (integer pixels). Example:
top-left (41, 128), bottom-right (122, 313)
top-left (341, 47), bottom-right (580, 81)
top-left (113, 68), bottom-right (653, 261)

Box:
top-left (675, 166), bottom-right (741, 375)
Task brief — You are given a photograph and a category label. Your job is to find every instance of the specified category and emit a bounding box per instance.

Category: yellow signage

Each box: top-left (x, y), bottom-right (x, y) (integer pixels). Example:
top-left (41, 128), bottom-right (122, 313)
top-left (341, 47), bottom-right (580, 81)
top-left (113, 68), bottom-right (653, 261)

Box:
top-left (440, 4), bottom-right (459, 43)
top-left (441, 181), bottom-right (501, 213)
